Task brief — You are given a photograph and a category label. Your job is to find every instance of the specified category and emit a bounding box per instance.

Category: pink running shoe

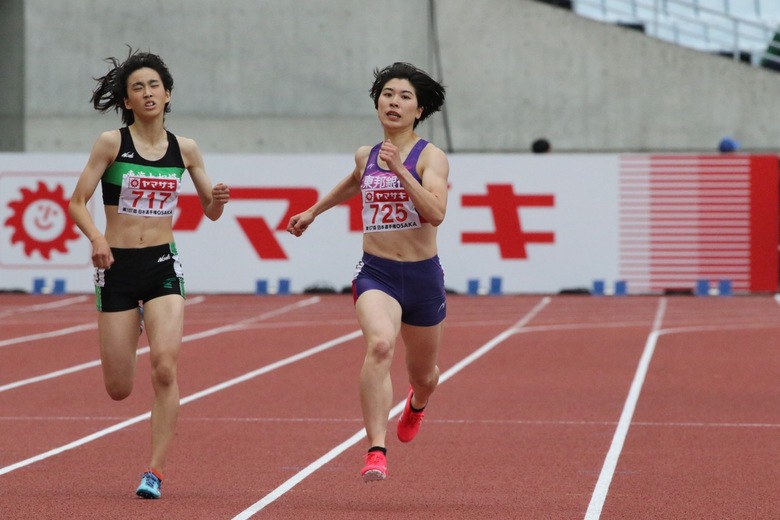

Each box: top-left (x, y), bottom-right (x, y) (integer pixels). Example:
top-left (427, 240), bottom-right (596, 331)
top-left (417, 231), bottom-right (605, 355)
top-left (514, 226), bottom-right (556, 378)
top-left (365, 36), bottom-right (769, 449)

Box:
top-left (361, 451), bottom-right (388, 482)
top-left (397, 387), bottom-right (425, 443)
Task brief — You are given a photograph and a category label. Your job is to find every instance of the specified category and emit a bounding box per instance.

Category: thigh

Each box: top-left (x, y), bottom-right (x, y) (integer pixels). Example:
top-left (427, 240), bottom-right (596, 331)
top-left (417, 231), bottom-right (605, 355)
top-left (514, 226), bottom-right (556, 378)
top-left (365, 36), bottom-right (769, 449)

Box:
top-left (143, 294), bottom-right (185, 361)
top-left (98, 309), bottom-right (143, 380)
top-left (401, 321), bottom-right (444, 374)
top-left (355, 289), bottom-right (403, 347)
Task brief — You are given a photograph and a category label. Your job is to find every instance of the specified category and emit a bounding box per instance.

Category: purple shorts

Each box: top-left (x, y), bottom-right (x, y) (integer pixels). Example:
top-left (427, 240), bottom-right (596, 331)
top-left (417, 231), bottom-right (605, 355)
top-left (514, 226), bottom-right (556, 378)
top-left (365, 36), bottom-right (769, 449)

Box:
top-left (352, 252), bottom-right (446, 327)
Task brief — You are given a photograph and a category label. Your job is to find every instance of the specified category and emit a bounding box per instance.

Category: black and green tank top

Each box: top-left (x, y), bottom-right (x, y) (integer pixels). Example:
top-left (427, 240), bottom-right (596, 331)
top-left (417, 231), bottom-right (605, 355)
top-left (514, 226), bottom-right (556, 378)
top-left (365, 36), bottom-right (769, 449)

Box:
top-left (101, 126), bottom-right (186, 218)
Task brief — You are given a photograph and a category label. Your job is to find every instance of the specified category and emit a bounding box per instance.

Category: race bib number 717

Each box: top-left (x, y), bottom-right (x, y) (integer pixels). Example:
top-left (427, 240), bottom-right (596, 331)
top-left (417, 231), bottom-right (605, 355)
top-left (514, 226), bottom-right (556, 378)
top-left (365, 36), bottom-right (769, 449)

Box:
top-left (118, 174), bottom-right (180, 217)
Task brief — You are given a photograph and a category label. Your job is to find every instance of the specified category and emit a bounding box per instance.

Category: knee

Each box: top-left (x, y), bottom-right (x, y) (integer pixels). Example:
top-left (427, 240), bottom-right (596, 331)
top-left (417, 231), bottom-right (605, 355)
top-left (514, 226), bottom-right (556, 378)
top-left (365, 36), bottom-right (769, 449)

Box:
top-left (366, 337), bottom-right (394, 364)
top-left (151, 358), bottom-right (177, 388)
top-left (105, 381), bottom-right (133, 401)
top-left (409, 366), bottom-right (440, 391)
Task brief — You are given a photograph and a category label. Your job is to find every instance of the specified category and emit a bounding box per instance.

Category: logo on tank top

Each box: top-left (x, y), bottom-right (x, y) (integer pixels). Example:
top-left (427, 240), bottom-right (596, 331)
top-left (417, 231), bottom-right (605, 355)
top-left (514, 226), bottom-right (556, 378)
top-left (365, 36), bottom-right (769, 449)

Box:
top-left (121, 151), bottom-right (135, 159)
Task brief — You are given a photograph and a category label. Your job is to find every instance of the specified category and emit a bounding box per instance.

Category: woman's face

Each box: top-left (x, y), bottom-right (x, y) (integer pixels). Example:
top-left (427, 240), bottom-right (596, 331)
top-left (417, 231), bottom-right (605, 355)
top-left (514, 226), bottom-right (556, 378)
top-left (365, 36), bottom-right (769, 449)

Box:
top-left (123, 67), bottom-right (170, 118)
top-left (376, 78), bottom-right (423, 128)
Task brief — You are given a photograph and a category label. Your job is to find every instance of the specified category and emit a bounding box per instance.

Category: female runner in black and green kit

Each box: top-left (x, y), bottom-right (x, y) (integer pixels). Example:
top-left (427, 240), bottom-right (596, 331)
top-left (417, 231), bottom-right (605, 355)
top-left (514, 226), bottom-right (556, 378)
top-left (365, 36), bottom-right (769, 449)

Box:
top-left (68, 49), bottom-right (230, 499)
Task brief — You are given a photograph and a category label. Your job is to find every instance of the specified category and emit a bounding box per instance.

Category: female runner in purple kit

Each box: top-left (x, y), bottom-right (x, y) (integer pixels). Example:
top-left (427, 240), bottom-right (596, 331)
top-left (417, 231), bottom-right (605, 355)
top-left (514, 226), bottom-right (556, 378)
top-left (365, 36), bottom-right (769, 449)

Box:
top-left (287, 62), bottom-right (449, 482)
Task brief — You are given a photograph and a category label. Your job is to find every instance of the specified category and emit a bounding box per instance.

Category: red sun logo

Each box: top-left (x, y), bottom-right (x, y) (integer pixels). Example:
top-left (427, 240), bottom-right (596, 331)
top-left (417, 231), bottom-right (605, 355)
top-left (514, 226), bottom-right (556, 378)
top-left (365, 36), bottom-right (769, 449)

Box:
top-left (4, 182), bottom-right (80, 259)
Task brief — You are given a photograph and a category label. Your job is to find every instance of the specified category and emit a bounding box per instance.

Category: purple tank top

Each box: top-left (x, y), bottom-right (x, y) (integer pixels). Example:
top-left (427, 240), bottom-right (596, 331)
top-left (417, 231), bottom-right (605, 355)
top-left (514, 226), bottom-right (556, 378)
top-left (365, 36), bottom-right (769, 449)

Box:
top-left (360, 139), bottom-right (430, 233)
top-left (364, 139), bottom-right (429, 182)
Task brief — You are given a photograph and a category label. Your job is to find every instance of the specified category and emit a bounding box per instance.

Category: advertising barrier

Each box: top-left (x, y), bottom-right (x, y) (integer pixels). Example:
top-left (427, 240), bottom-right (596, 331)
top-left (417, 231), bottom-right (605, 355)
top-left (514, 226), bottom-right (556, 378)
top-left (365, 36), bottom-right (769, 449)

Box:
top-left (1, 153), bottom-right (776, 295)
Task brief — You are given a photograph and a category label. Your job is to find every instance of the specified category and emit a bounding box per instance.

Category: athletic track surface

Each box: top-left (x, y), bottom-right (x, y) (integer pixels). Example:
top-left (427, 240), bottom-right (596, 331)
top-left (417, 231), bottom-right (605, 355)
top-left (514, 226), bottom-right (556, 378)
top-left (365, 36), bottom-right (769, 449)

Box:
top-left (1, 293), bottom-right (779, 519)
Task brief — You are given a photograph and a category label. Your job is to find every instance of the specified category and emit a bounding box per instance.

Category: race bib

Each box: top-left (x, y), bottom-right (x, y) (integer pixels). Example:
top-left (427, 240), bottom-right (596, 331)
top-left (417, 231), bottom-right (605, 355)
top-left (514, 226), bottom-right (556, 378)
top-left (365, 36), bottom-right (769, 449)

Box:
top-left (118, 173), bottom-right (180, 217)
top-left (362, 188), bottom-right (421, 233)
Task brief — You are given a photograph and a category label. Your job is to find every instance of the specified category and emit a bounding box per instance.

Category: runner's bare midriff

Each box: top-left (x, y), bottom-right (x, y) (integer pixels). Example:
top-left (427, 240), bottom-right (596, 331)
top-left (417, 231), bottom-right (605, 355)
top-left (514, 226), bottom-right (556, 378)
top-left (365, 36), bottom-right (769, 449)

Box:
top-left (362, 225), bottom-right (438, 261)
top-left (103, 207), bottom-right (175, 248)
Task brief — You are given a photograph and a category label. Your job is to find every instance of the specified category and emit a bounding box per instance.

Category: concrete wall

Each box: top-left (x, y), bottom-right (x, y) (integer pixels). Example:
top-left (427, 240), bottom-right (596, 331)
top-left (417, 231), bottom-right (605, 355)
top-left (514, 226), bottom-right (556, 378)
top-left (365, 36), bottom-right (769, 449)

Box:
top-left (14, 0), bottom-right (780, 154)
top-left (0, 0), bottom-right (24, 151)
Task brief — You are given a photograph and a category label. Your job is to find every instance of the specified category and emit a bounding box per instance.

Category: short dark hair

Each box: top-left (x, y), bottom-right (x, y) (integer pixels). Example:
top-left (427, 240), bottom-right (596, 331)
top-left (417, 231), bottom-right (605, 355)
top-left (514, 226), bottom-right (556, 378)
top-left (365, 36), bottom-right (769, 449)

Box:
top-left (91, 46), bottom-right (174, 126)
top-left (369, 62), bottom-right (445, 128)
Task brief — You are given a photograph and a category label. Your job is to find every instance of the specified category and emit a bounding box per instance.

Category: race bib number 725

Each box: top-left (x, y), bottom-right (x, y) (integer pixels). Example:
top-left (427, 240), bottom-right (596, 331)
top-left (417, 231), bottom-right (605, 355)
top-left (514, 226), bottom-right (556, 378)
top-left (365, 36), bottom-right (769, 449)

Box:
top-left (362, 189), bottom-right (421, 232)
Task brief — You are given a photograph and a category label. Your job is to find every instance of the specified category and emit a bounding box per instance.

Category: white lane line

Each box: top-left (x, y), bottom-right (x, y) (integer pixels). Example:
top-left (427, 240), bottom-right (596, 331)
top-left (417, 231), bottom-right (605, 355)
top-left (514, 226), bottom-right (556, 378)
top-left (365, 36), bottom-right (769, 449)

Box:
top-left (0, 296), bottom-right (314, 393)
top-left (0, 323), bottom-right (97, 348)
top-left (438, 297), bottom-right (551, 386)
top-left (0, 295), bottom-right (90, 318)
top-left (0, 358), bottom-right (104, 394)
top-left (0, 327), bottom-right (359, 477)
top-left (6, 415), bottom-right (780, 431)
top-left (179, 329), bottom-right (362, 406)
top-left (0, 296), bottom-right (206, 349)
top-left (231, 297), bottom-right (552, 519)
top-left (584, 297), bottom-right (667, 520)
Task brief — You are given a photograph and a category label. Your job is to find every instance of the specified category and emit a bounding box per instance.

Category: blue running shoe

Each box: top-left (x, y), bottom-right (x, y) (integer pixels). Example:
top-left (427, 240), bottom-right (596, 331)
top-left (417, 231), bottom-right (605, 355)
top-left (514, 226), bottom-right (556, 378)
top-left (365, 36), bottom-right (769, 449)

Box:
top-left (136, 470), bottom-right (162, 499)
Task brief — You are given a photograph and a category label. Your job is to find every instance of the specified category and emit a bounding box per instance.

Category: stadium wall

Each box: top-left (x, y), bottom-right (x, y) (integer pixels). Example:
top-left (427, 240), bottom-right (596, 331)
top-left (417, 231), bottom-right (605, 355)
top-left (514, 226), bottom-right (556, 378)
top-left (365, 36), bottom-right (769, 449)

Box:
top-left (9, 0), bottom-right (780, 155)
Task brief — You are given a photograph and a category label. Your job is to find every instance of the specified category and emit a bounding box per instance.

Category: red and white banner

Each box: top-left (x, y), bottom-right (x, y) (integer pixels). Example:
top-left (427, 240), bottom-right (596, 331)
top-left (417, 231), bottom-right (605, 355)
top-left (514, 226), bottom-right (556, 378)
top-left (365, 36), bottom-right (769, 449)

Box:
top-left (618, 155), bottom-right (778, 294)
top-left (1, 153), bottom-right (776, 295)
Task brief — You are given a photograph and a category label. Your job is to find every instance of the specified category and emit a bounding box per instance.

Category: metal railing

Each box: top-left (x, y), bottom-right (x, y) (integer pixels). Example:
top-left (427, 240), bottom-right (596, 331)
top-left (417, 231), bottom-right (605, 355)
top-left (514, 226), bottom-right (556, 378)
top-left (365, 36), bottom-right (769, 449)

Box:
top-left (570, 0), bottom-right (780, 69)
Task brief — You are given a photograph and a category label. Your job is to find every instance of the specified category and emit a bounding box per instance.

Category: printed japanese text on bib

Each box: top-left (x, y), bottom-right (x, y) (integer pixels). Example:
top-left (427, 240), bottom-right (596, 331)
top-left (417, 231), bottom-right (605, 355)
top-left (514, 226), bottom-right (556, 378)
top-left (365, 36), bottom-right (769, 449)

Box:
top-left (361, 173), bottom-right (421, 233)
top-left (118, 171), bottom-right (180, 217)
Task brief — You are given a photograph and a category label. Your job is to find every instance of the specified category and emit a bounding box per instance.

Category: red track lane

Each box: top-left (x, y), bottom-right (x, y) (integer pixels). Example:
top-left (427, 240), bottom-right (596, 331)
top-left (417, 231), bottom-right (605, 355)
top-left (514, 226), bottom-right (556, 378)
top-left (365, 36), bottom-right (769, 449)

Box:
top-left (599, 297), bottom-right (780, 519)
top-left (0, 294), bottom-right (779, 519)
